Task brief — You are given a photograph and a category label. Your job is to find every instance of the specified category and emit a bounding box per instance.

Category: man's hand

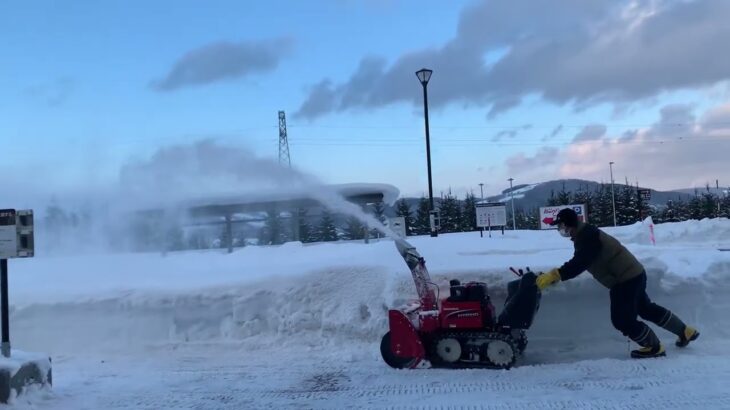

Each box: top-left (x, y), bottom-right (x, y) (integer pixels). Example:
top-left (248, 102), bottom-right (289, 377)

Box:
top-left (536, 268), bottom-right (561, 290)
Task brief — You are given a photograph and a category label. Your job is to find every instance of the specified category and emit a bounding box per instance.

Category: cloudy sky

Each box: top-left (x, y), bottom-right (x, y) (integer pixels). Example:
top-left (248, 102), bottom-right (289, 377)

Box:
top-left (2, 0), bottom-right (729, 203)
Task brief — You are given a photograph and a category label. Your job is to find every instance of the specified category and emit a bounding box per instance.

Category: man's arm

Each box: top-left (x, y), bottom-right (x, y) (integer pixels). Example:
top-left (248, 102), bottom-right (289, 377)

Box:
top-left (558, 225), bottom-right (602, 281)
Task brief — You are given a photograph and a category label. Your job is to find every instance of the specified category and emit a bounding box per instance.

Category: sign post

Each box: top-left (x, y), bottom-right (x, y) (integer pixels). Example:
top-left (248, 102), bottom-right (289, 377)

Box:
top-left (429, 210), bottom-right (440, 236)
top-left (638, 189), bottom-right (651, 221)
top-left (0, 259), bottom-right (7, 358)
top-left (0, 209), bottom-right (34, 358)
top-left (476, 202), bottom-right (507, 237)
top-left (0, 208), bottom-right (50, 405)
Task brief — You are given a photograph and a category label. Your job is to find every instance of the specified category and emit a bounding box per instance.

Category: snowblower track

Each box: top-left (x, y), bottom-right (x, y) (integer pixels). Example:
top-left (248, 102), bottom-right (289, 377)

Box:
top-left (264, 377), bottom-right (671, 401)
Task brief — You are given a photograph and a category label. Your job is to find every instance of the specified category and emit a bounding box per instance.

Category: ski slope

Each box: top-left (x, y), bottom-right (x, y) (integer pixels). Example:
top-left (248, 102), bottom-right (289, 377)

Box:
top-left (4, 219), bottom-right (730, 409)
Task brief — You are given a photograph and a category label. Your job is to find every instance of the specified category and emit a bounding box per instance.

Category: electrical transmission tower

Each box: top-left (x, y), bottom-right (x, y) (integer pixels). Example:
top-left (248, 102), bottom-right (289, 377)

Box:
top-left (278, 110), bottom-right (291, 168)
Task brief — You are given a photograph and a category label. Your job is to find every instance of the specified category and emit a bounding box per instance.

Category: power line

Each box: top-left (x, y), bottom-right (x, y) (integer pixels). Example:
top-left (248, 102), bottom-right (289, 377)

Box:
top-left (286, 121), bottom-right (730, 131)
top-left (288, 134), bottom-right (730, 147)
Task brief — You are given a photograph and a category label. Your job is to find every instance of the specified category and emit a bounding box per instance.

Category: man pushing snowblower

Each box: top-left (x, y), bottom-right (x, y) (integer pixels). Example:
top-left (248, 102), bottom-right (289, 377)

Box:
top-left (535, 208), bottom-right (700, 359)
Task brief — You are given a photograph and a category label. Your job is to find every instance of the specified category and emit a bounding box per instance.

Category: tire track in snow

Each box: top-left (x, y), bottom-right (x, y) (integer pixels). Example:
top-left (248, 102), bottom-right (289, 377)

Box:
top-left (262, 378), bottom-right (668, 400)
top-left (378, 394), bottom-right (730, 410)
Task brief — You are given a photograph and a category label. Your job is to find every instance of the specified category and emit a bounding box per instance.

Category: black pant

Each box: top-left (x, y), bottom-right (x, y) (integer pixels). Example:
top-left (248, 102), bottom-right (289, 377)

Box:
top-left (609, 272), bottom-right (670, 341)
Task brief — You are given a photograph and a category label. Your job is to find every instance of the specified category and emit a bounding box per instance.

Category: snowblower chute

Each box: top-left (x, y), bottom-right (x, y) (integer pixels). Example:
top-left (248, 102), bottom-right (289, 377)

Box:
top-left (381, 239), bottom-right (541, 370)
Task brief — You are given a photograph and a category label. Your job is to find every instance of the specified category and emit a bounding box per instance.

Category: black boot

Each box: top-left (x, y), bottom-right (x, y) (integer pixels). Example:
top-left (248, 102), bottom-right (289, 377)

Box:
top-left (656, 311), bottom-right (700, 347)
top-left (675, 326), bottom-right (700, 347)
top-left (630, 325), bottom-right (666, 359)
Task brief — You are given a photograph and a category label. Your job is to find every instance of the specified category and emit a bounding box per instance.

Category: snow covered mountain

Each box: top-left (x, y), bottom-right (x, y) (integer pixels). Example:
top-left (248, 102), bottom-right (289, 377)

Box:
top-left (483, 179), bottom-right (695, 209)
top-left (391, 179), bottom-right (696, 215)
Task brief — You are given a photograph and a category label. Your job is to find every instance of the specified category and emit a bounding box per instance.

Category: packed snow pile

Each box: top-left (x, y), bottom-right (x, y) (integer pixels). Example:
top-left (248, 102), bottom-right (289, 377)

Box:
top-left (4, 218), bottom-right (730, 409)
top-left (7, 219), bottom-right (730, 358)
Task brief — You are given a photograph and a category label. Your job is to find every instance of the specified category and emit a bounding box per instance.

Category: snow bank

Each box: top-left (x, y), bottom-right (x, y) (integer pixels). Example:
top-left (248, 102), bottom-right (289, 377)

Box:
top-left (614, 217), bottom-right (730, 247)
top-left (7, 219), bottom-right (730, 357)
top-left (0, 351), bottom-right (51, 380)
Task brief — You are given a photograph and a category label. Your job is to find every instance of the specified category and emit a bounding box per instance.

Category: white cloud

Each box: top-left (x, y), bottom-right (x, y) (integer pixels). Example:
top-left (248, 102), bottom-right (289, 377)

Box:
top-left (152, 38), bottom-right (294, 91)
top-left (555, 103), bottom-right (730, 189)
top-left (296, 0), bottom-right (730, 120)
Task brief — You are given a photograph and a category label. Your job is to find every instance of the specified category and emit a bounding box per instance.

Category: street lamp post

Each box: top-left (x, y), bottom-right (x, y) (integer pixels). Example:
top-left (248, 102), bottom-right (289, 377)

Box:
top-left (479, 183), bottom-right (484, 200)
top-left (508, 178), bottom-right (516, 230)
top-left (610, 162), bottom-right (617, 227)
top-left (416, 68), bottom-right (437, 237)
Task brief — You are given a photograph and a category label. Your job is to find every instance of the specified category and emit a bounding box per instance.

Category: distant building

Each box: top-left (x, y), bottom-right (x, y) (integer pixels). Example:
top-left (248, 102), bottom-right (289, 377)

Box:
top-left (134, 183), bottom-right (399, 253)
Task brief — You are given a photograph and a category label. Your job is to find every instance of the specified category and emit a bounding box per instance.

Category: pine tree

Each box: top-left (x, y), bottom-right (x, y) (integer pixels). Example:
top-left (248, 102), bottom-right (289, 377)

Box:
top-left (233, 228), bottom-right (248, 248)
top-left (414, 196), bottom-right (431, 235)
top-left (187, 229), bottom-right (211, 249)
top-left (720, 194), bottom-right (730, 218)
top-left (688, 193), bottom-right (703, 220)
top-left (547, 189), bottom-right (558, 206)
top-left (591, 185), bottom-right (604, 226)
top-left (515, 208), bottom-right (529, 230)
top-left (297, 208), bottom-right (317, 243)
top-left (674, 197), bottom-right (691, 221)
top-left (699, 190), bottom-right (718, 219)
top-left (316, 209), bottom-right (339, 242)
top-left (526, 207), bottom-right (540, 229)
top-left (372, 201), bottom-right (387, 224)
top-left (515, 207), bottom-right (540, 230)
top-left (461, 192), bottom-right (477, 231)
top-left (130, 216), bottom-right (164, 251)
top-left (343, 215), bottom-right (366, 240)
top-left (617, 184), bottom-right (639, 225)
top-left (260, 209), bottom-right (286, 245)
top-left (370, 201), bottom-right (387, 238)
top-left (556, 182), bottom-right (572, 205)
top-left (439, 193), bottom-right (461, 233)
top-left (598, 184), bottom-right (617, 227)
top-left (44, 203), bottom-right (71, 247)
top-left (165, 224), bottom-right (185, 251)
top-left (572, 185), bottom-right (593, 224)
top-left (395, 199), bottom-right (414, 235)
top-left (218, 224), bottom-right (232, 249)
top-left (660, 199), bottom-right (678, 223)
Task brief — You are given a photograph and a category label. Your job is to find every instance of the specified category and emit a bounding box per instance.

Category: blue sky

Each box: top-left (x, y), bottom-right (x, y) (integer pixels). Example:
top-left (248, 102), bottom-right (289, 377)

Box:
top-left (2, 0), bottom-right (729, 203)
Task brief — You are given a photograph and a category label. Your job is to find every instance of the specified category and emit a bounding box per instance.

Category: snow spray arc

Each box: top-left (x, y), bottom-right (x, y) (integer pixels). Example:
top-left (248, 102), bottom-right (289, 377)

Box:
top-left (116, 140), bottom-right (399, 241)
top-left (298, 185), bottom-right (396, 239)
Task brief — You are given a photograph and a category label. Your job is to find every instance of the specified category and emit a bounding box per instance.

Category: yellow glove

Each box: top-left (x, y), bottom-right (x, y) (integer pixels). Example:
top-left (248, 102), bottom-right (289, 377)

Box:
top-left (536, 268), bottom-right (561, 290)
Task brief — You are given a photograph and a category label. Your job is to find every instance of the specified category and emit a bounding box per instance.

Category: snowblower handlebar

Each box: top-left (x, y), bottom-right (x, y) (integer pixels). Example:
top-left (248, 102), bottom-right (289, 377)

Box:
top-left (509, 267), bottom-right (534, 277)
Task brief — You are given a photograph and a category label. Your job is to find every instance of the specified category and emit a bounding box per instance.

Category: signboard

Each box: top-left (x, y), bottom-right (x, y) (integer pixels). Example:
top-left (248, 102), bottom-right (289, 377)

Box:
top-left (0, 209), bottom-right (18, 259)
top-left (476, 202), bottom-right (507, 227)
top-left (639, 189), bottom-right (651, 201)
top-left (388, 216), bottom-right (407, 238)
top-left (0, 209), bottom-right (34, 259)
top-left (429, 210), bottom-right (440, 232)
top-left (539, 204), bottom-right (587, 230)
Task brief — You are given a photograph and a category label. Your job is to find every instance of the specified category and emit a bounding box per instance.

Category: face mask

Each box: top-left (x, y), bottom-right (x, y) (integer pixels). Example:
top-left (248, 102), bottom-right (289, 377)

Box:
top-left (558, 224), bottom-right (571, 237)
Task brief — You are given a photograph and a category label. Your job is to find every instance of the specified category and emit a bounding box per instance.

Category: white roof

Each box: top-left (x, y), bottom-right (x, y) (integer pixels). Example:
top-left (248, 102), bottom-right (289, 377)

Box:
top-left (139, 182), bottom-right (400, 212)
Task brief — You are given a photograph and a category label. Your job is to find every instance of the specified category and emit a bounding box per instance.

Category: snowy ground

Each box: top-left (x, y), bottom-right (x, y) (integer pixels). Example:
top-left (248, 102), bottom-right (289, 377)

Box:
top-left (4, 219), bottom-right (730, 409)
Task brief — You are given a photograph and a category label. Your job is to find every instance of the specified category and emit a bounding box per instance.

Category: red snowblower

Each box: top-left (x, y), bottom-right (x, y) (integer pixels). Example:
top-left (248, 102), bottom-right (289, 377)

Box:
top-left (380, 239), bottom-right (541, 370)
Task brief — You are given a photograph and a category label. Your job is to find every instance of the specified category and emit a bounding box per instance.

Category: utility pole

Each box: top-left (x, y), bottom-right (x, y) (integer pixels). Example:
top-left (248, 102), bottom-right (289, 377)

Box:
top-left (278, 111), bottom-right (291, 168)
top-left (508, 178), bottom-right (516, 230)
top-left (609, 162), bottom-right (617, 227)
top-left (718, 179), bottom-right (722, 217)
top-left (636, 180), bottom-right (642, 223)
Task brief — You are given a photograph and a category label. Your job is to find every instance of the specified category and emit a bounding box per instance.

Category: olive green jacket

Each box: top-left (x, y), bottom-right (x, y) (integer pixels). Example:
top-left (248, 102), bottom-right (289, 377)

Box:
top-left (558, 223), bottom-right (644, 288)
